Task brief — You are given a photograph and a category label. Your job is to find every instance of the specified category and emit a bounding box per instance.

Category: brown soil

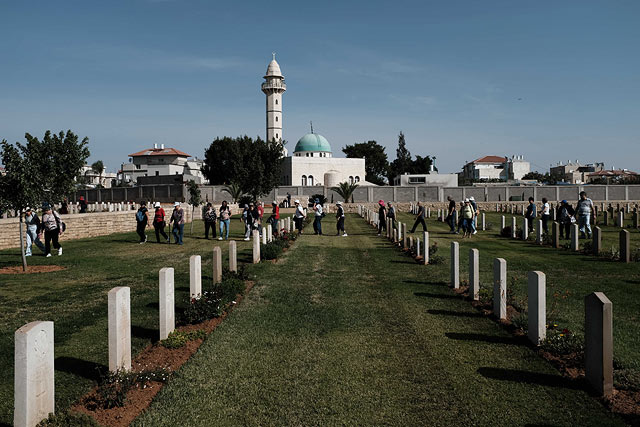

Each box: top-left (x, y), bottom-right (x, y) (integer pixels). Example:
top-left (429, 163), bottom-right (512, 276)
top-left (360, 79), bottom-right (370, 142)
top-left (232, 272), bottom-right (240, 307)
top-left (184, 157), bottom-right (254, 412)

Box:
top-left (0, 265), bottom-right (66, 274)
top-left (71, 281), bottom-right (254, 427)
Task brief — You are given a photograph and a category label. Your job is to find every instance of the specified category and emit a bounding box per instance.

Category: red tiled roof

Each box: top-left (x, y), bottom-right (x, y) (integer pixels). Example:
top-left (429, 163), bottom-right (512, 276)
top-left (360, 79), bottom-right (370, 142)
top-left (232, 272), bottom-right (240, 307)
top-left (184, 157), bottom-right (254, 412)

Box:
top-left (588, 169), bottom-right (638, 177)
top-left (470, 155), bottom-right (507, 164)
top-left (129, 148), bottom-right (190, 157)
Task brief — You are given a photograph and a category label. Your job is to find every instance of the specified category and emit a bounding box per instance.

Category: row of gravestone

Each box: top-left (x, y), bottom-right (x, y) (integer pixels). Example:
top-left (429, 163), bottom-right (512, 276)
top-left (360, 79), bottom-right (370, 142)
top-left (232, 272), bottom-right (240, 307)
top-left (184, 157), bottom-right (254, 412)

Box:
top-left (500, 215), bottom-right (635, 263)
top-left (358, 205), bottom-right (614, 399)
top-left (11, 217), bottom-right (302, 427)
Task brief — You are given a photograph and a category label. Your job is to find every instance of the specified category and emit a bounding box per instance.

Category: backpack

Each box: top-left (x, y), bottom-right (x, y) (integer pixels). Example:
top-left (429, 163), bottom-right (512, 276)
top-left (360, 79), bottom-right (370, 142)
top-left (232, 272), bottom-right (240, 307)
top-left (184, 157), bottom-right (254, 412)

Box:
top-left (136, 210), bottom-right (145, 222)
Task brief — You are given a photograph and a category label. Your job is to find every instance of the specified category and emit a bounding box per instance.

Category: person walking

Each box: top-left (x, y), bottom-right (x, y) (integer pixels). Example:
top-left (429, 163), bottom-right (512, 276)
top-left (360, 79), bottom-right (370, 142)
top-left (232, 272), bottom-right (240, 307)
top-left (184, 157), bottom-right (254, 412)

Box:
top-left (39, 203), bottom-right (63, 257)
top-left (456, 201), bottom-right (466, 234)
top-left (446, 196), bottom-right (457, 233)
top-left (557, 200), bottom-right (575, 240)
top-left (169, 202), bottom-right (185, 245)
top-left (469, 197), bottom-right (478, 235)
top-left (336, 201), bottom-right (347, 236)
top-left (541, 198), bottom-right (551, 234)
top-left (218, 201), bottom-right (231, 240)
top-left (312, 199), bottom-right (324, 235)
top-left (78, 196), bottom-right (88, 213)
top-left (24, 207), bottom-right (45, 256)
top-left (293, 199), bottom-right (306, 234)
top-left (576, 191), bottom-right (595, 238)
top-left (410, 201), bottom-right (427, 233)
top-left (153, 202), bottom-right (169, 243)
top-left (242, 204), bottom-right (252, 241)
top-left (461, 199), bottom-right (475, 238)
top-left (135, 201), bottom-right (149, 244)
top-left (203, 202), bottom-right (217, 239)
top-left (267, 201), bottom-right (280, 234)
top-left (525, 197), bottom-right (537, 233)
top-left (286, 192), bottom-right (292, 208)
top-left (251, 202), bottom-right (262, 233)
top-left (377, 200), bottom-right (386, 236)
top-left (387, 202), bottom-right (396, 231)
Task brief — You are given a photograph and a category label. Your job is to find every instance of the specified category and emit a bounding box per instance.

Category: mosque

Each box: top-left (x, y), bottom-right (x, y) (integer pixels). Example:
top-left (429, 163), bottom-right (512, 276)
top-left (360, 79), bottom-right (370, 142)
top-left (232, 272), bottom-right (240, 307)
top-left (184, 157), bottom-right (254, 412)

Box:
top-left (261, 55), bottom-right (369, 187)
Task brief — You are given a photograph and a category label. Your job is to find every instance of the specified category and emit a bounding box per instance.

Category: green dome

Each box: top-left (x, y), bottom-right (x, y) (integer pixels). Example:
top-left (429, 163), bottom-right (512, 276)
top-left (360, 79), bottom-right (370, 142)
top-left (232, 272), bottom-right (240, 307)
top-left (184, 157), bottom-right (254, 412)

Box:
top-left (294, 133), bottom-right (332, 153)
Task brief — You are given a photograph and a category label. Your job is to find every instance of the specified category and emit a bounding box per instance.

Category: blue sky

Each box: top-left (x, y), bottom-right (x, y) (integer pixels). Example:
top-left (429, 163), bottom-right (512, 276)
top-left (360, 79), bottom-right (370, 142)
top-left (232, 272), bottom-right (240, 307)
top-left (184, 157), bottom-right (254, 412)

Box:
top-left (1, 0), bottom-right (638, 174)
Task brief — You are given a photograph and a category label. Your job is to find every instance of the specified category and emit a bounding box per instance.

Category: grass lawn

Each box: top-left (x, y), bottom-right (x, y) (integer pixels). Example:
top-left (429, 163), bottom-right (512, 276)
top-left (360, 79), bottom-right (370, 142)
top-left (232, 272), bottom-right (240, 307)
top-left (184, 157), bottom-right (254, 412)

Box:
top-left (0, 214), bottom-right (293, 426)
top-left (134, 214), bottom-right (623, 426)
top-left (397, 210), bottom-right (640, 370)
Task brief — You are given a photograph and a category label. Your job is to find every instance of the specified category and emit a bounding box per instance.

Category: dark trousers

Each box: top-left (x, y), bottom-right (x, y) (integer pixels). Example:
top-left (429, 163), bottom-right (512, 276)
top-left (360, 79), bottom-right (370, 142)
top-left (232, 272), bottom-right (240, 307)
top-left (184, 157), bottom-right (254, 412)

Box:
top-left (410, 217), bottom-right (427, 233)
top-left (447, 213), bottom-right (456, 231)
top-left (337, 217), bottom-right (345, 233)
top-left (313, 217), bottom-right (323, 234)
top-left (541, 215), bottom-right (550, 233)
top-left (294, 217), bottom-right (304, 232)
top-left (378, 218), bottom-right (386, 234)
top-left (526, 216), bottom-right (535, 232)
top-left (44, 228), bottom-right (61, 255)
top-left (204, 221), bottom-right (216, 239)
top-left (559, 222), bottom-right (571, 239)
top-left (136, 223), bottom-right (146, 242)
top-left (154, 222), bottom-right (168, 242)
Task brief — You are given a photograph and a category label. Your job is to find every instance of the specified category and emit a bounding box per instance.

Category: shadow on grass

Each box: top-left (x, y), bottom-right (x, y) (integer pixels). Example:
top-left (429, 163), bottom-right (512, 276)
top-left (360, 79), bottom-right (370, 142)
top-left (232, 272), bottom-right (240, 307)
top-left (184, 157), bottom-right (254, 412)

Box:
top-left (414, 292), bottom-right (459, 299)
top-left (445, 332), bottom-right (524, 346)
top-left (427, 309), bottom-right (484, 318)
top-left (477, 367), bottom-right (584, 390)
top-left (391, 260), bottom-right (416, 265)
top-left (404, 280), bottom-right (447, 286)
top-left (55, 356), bottom-right (107, 382)
top-left (132, 325), bottom-right (157, 340)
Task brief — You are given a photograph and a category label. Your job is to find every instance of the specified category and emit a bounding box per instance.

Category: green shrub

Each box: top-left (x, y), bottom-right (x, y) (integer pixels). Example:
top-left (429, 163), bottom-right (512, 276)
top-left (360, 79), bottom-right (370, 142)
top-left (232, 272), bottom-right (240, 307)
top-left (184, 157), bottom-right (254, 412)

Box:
top-left (182, 290), bottom-right (222, 324)
top-left (478, 287), bottom-right (492, 304)
top-left (160, 329), bottom-right (207, 349)
top-left (216, 277), bottom-right (245, 305)
top-left (614, 368), bottom-right (640, 391)
top-left (261, 241), bottom-right (284, 260)
top-left (428, 243), bottom-right (444, 264)
top-left (511, 312), bottom-right (528, 332)
top-left (93, 368), bottom-right (170, 409)
top-left (540, 329), bottom-right (584, 355)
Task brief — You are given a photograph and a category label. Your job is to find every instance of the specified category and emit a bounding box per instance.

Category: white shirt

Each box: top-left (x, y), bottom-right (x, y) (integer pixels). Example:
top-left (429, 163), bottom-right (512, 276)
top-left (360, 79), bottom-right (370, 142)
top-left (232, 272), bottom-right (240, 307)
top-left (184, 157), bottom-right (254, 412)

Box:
top-left (542, 203), bottom-right (550, 215)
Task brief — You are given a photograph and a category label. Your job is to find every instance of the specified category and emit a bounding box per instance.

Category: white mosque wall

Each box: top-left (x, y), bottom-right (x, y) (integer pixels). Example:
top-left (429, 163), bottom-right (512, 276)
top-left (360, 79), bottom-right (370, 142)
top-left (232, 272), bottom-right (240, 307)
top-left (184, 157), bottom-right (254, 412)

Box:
top-left (281, 157), bottom-right (366, 186)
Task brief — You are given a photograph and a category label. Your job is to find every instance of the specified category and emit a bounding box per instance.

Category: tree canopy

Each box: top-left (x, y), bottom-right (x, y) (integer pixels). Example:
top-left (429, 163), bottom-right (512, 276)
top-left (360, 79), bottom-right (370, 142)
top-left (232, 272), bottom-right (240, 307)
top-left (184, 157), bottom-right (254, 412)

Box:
top-left (387, 131), bottom-right (436, 183)
top-left (342, 140), bottom-right (389, 185)
top-left (202, 136), bottom-right (284, 199)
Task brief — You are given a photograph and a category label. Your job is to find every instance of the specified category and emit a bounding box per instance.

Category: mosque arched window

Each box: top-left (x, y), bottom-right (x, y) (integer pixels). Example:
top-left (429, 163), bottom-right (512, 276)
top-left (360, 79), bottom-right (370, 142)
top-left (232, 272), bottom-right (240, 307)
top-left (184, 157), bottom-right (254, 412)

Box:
top-left (275, 99), bottom-right (278, 105)
top-left (355, 176), bottom-right (360, 183)
top-left (302, 175), bottom-right (307, 186)
top-left (275, 116), bottom-right (278, 122)
top-left (349, 176), bottom-right (354, 184)
top-left (308, 175), bottom-right (314, 186)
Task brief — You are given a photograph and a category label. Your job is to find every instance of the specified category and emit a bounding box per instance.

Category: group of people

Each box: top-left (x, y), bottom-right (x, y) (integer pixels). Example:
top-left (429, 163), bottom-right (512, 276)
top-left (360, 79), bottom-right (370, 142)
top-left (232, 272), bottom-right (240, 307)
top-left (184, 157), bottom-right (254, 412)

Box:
top-left (523, 191), bottom-right (595, 239)
top-left (444, 197), bottom-right (480, 237)
top-left (136, 201), bottom-right (188, 245)
top-left (23, 204), bottom-right (65, 257)
top-left (296, 199), bottom-right (347, 237)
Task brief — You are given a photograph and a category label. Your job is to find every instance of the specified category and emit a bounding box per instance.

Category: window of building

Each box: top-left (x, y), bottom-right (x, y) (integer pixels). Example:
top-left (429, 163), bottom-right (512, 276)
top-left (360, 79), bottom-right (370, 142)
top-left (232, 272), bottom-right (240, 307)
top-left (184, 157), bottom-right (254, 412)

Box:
top-left (308, 175), bottom-right (314, 186)
top-left (275, 116), bottom-right (278, 122)
top-left (275, 99), bottom-right (278, 105)
top-left (301, 175), bottom-right (307, 186)
top-left (135, 164), bottom-right (141, 169)
top-left (349, 176), bottom-right (354, 184)
top-left (155, 171), bottom-right (159, 176)
top-left (408, 177), bottom-right (426, 184)
top-left (276, 133), bottom-right (279, 139)
top-left (355, 176), bottom-right (360, 183)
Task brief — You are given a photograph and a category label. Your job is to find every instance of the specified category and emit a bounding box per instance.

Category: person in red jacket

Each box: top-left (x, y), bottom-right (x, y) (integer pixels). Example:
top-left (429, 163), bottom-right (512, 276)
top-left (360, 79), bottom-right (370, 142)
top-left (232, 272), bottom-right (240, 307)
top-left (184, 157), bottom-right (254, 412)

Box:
top-left (153, 202), bottom-right (169, 243)
top-left (267, 201), bottom-right (280, 234)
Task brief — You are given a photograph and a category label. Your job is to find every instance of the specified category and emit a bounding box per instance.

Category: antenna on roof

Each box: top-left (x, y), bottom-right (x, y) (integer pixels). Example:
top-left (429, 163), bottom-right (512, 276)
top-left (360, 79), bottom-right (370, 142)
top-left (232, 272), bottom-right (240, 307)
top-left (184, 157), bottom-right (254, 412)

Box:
top-left (310, 121), bottom-right (314, 134)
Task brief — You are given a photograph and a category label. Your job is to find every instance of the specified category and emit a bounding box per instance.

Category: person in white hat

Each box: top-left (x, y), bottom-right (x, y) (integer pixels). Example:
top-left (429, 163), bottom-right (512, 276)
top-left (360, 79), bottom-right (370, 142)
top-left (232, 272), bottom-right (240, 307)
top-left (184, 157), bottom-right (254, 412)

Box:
top-left (169, 202), bottom-right (185, 245)
top-left (293, 199), bottom-right (306, 234)
top-left (468, 196), bottom-right (478, 235)
top-left (153, 202), bottom-right (169, 243)
top-left (335, 201), bottom-right (347, 236)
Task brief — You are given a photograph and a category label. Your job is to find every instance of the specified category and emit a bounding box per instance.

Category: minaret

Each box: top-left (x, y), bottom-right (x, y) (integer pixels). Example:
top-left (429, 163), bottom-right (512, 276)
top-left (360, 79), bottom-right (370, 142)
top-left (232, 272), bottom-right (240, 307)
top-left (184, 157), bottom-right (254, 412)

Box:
top-left (261, 53), bottom-right (287, 154)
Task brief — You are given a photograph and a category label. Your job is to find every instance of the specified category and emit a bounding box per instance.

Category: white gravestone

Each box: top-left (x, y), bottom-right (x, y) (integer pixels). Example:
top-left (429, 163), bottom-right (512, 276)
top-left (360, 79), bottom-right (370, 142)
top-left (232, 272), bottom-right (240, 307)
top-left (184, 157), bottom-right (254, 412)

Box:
top-left (571, 224), bottom-right (579, 251)
top-left (469, 249), bottom-right (479, 301)
top-left (536, 220), bottom-right (543, 245)
top-left (267, 224), bottom-right (273, 242)
top-left (253, 230), bottom-right (260, 263)
top-left (423, 231), bottom-right (429, 265)
top-left (108, 287), bottom-right (131, 372)
top-left (522, 218), bottom-right (528, 240)
top-left (159, 268), bottom-right (175, 340)
top-left (493, 259), bottom-right (507, 320)
top-left (213, 247), bottom-right (222, 283)
top-left (14, 321), bottom-right (55, 427)
top-left (228, 241), bottom-right (237, 272)
top-left (585, 292), bottom-right (613, 397)
top-left (511, 217), bottom-right (517, 239)
top-left (450, 242), bottom-right (459, 289)
top-left (189, 255), bottom-right (202, 298)
top-left (527, 271), bottom-right (546, 345)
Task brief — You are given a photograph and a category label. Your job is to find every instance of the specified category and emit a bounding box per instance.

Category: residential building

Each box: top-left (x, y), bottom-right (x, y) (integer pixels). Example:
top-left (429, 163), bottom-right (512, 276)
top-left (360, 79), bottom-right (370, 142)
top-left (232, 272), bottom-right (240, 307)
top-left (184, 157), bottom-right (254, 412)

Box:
top-left (393, 172), bottom-right (458, 187)
top-left (550, 161), bottom-right (604, 184)
top-left (79, 165), bottom-right (117, 188)
top-left (460, 155), bottom-right (530, 182)
top-left (117, 144), bottom-right (207, 185)
top-left (587, 169), bottom-right (638, 184)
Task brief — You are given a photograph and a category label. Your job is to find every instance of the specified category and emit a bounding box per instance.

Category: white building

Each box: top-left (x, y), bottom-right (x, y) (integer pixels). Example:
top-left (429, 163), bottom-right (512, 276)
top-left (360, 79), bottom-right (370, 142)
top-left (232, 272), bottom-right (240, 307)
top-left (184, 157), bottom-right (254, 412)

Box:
top-left (79, 165), bottom-right (117, 188)
top-left (393, 172), bottom-right (458, 187)
top-left (262, 55), bottom-right (368, 186)
top-left (118, 144), bottom-right (206, 185)
top-left (460, 155), bottom-right (530, 181)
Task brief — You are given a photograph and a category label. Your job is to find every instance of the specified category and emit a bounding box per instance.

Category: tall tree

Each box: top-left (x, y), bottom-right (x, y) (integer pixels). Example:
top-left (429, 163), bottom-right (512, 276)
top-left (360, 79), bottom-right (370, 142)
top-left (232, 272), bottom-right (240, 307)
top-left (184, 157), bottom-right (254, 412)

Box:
top-left (342, 140), bottom-right (389, 185)
top-left (187, 180), bottom-right (202, 235)
top-left (91, 160), bottom-right (105, 188)
top-left (0, 130), bottom-right (89, 270)
top-left (387, 131), bottom-right (413, 183)
top-left (410, 155), bottom-right (435, 174)
top-left (202, 136), bottom-right (283, 199)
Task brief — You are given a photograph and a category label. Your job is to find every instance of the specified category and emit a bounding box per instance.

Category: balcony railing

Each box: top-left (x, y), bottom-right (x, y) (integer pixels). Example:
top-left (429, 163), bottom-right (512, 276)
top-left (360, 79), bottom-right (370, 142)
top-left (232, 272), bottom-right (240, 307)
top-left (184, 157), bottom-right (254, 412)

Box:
top-left (261, 81), bottom-right (287, 91)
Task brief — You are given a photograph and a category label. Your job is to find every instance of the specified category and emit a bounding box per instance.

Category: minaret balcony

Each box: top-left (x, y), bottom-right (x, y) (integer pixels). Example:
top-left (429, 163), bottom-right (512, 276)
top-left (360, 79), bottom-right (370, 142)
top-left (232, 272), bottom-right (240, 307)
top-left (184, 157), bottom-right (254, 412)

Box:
top-left (261, 81), bottom-right (287, 91)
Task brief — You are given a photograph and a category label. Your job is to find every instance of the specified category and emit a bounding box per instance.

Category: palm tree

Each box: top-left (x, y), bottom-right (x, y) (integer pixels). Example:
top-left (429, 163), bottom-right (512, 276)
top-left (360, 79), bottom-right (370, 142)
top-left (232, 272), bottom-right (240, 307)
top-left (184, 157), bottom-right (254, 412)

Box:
top-left (91, 160), bottom-right (105, 188)
top-left (332, 181), bottom-right (359, 203)
top-left (222, 182), bottom-right (245, 203)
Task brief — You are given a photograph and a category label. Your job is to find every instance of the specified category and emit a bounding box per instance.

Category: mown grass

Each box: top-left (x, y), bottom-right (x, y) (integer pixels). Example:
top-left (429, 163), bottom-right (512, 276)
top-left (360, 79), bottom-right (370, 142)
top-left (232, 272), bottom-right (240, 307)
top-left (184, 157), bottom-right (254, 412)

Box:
top-left (134, 214), bottom-right (623, 426)
top-left (398, 210), bottom-right (640, 370)
top-left (0, 214), bottom-right (293, 426)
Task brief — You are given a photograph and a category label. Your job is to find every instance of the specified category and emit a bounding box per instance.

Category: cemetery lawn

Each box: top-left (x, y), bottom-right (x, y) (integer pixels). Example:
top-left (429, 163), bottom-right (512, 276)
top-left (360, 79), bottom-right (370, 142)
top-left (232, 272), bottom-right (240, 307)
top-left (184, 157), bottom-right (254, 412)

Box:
top-left (0, 215), bottom-right (266, 426)
top-left (134, 214), bottom-right (624, 426)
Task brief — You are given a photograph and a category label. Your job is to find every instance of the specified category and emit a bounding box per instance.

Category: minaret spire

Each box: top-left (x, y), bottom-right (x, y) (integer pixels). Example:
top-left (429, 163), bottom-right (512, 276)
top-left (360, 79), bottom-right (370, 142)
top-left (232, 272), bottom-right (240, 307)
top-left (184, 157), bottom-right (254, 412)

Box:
top-left (262, 54), bottom-right (287, 154)
top-left (310, 121), bottom-right (314, 134)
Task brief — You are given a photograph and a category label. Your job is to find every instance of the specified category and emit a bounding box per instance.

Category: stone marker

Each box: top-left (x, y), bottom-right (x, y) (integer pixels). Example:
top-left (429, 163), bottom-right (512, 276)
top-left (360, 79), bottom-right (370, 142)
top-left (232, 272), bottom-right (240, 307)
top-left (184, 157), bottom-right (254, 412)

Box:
top-left (527, 271), bottom-right (546, 345)
top-left (593, 226), bottom-right (602, 255)
top-left (501, 215), bottom-right (506, 231)
top-left (469, 248), bottom-right (479, 301)
top-left (108, 287), bottom-right (131, 372)
top-left (416, 238), bottom-right (421, 258)
top-left (633, 212), bottom-right (639, 229)
top-left (262, 228), bottom-right (267, 245)
top-left (620, 230), bottom-right (630, 263)
top-left (408, 236), bottom-right (413, 253)
top-left (511, 217), bottom-right (517, 239)
top-left (14, 321), bottom-right (55, 427)
top-left (403, 223), bottom-right (408, 248)
top-left (423, 231), bottom-right (429, 265)
top-left (570, 224), bottom-right (579, 251)
top-left (212, 247), bottom-right (222, 283)
top-left (552, 221), bottom-right (560, 248)
top-left (603, 212), bottom-right (609, 226)
top-left (286, 216), bottom-right (291, 233)
top-left (253, 230), bottom-right (261, 263)
top-left (493, 259), bottom-right (507, 320)
top-left (585, 292), bottom-right (613, 397)
top-left (618, 211), bottom-right (624, 228)
top-left (228, 241), bottom-right (237, 272)
top-left (189, 255), bottom-right (202, 298)
top-left (481, 212), bottom-right (486, 231)
top-left (450, 242), bottom-right (459, 289)
top-left (536, 220), bottom-right (543, 245)
top-left (267, 224), bottom-right (273, 242)
top-left (159, 267), bottom-right (175, 340)
top-left (522, 218), bottom-right (528, 240)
